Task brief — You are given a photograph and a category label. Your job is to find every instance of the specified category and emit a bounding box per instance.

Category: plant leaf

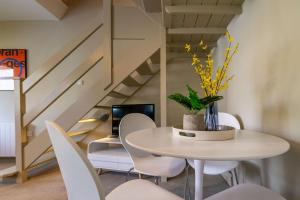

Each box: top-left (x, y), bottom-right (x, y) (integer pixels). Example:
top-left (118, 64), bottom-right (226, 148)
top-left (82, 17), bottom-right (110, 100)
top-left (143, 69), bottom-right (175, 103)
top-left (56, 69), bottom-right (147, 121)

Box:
top-left (199, 95), bottom-right (223, 107)
top-left (187, 85), bottom-right (201, 110)
top-left (168, 93), bottom-right (192, 110)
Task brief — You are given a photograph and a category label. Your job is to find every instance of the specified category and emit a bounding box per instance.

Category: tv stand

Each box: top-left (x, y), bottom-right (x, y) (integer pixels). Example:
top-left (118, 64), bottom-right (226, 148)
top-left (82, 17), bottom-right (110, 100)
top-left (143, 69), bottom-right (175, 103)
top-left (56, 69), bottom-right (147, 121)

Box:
top-left (87, 136), bottom-right (168, 182)
top-left (87, 136), bottom-right (133, 172)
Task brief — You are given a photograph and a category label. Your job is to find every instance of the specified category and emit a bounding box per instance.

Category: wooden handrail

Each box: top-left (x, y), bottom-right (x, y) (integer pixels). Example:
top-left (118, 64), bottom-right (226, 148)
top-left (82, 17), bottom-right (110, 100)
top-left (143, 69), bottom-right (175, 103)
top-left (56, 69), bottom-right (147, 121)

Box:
top-left (23, 48), bottom-right (104, 127)
top-left (22, 20), bottom-right (103, 94)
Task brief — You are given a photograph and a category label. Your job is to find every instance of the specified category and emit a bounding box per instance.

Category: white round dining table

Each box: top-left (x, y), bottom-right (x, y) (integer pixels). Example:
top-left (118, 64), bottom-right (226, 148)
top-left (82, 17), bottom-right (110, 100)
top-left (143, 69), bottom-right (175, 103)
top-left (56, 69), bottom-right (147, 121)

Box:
top-left (125, 127), bottom-right (290, 200)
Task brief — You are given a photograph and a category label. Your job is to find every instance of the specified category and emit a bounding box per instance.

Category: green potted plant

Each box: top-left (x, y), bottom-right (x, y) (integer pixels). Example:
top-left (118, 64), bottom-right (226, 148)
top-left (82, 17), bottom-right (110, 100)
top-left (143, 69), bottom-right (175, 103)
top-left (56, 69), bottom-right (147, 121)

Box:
top-left (168, 85), bottom-right (222, 130)
top-left (182, 32), bottom-right (239, 131)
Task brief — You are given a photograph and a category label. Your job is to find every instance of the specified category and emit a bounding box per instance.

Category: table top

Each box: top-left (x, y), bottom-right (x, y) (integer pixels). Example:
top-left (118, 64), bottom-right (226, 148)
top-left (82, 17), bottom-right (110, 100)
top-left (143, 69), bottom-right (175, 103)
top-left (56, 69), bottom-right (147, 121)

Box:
top-left (126, 127), bottom-right (290, 161)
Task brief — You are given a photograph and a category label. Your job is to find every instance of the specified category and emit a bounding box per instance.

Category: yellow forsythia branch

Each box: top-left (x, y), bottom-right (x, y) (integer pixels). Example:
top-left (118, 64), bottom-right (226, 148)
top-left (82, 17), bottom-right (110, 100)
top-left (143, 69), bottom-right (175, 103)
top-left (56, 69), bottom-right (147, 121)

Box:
top-left (185, 31), bottom-right (239, 96)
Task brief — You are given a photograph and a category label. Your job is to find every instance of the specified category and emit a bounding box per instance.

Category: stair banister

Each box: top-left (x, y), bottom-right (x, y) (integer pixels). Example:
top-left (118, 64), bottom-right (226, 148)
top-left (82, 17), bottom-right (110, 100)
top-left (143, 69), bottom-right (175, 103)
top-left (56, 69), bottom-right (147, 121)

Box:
top-left (22, 18), bottom-right (103, 94)
top-left (13, 5), bottom-right (161, 180)
top-left (14, 19), bottom-right (103, 180)
top-left (22, 47), bottom-right (104, 127)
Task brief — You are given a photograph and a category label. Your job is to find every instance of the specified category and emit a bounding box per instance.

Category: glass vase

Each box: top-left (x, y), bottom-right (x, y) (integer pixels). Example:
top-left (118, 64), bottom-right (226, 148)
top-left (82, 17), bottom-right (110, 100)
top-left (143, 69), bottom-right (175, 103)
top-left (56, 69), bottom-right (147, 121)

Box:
top-left (204, 102), bottom-right (219, 131)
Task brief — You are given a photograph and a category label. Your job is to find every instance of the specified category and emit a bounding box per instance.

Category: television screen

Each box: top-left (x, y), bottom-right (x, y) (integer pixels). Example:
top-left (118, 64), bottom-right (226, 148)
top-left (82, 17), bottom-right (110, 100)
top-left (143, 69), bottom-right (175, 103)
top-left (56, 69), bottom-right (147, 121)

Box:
top-left (112, 104), bottom-right (155, 136)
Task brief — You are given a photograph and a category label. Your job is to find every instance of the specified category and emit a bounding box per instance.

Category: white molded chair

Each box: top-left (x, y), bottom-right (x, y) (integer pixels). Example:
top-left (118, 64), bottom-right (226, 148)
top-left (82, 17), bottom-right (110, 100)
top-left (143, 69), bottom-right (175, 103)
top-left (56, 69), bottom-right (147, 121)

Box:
top-left (119, 113), bottom-right (186, 181)
top-left (45, 121), bottom-right (183, 200)
top-left (206, 183), bottom-right (286, 200)
top-left (187, 112), bottom-right (241, 185)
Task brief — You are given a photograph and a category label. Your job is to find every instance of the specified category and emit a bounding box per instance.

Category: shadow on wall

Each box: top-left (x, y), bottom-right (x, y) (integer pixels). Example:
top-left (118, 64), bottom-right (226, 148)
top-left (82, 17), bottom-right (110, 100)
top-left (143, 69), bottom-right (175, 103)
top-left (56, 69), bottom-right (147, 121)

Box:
top-left (242, 44), bottom-right (300, 199)
top-left (261, 142), bottom-right (300, 199)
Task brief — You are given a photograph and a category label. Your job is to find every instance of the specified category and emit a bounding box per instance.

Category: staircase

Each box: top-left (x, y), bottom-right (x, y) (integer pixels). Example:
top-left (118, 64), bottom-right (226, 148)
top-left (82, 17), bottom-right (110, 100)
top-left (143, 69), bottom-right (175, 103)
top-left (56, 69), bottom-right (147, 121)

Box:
top-left (0, 4), bottom-right (161, 182)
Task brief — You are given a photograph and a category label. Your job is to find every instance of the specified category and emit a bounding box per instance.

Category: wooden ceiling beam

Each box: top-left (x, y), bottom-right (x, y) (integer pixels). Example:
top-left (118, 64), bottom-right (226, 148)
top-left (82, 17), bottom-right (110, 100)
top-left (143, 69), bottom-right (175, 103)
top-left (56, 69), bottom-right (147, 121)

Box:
top-left (167, 52), bottom-right (207, 61)
top-left (167, 42), bottom-right (216, 48)
top-left (165, 5), bottom-right (242, 15)
top-left (168, 27), bottom-right (226, 35)
top-left (161, 0), bottom-right (172, 28)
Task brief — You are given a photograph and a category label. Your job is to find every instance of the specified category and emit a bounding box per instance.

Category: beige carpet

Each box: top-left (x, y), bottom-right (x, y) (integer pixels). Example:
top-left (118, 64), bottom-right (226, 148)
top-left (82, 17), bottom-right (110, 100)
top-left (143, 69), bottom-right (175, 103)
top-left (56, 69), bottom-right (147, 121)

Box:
top-left (0, 167), bottom-right (67, 200)
top-left (0, 163), bottom-right (228, 200)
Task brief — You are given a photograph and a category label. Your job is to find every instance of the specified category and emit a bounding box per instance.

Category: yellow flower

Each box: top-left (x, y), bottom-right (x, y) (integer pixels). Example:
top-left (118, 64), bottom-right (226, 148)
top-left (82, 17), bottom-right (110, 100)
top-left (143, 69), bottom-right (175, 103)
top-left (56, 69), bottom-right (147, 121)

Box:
top-left (199, 40), bottom-right (204, 47)
top-left (185, 43), bottom-right (191, 52)
top-left (234, 44), bottom-right (239, 54)
top-left (185, 34), bottom-right (238, 97)
top-left (192, 57), bottom-right (200, 65)
top-left (226, 31), bottom-right (234, 42)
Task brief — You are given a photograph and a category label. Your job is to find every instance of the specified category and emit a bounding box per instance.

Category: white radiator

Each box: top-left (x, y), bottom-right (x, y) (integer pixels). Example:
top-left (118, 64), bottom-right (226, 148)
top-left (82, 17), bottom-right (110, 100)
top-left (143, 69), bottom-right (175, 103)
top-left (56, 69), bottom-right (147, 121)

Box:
top-left (0, 122), bottom-right (15, 157)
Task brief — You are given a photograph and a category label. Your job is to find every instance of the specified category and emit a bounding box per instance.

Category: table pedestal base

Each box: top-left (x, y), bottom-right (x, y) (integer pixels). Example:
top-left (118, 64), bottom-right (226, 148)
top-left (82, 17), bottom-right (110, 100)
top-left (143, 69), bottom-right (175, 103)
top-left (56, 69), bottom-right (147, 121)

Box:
top-left (194, 160), bottom-right (205, 200)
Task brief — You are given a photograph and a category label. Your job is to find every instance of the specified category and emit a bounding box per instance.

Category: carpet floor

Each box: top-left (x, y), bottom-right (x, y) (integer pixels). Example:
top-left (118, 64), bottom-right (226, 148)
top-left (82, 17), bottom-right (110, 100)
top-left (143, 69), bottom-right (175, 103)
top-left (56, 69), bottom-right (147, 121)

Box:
top-left (0, 164), bottom-right (229, 200)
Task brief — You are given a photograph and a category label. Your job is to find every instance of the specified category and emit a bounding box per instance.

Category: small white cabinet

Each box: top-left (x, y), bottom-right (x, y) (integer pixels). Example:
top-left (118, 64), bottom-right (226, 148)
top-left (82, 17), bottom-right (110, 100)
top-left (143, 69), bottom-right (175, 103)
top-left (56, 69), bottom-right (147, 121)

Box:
top-left (87, 137), bottom-right (133, 172)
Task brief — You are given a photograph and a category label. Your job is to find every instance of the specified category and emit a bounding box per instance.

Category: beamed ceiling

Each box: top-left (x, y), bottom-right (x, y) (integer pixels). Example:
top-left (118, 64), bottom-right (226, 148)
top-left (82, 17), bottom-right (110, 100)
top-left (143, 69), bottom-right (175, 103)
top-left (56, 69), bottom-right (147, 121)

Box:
top-left (159, 0), bottom-right (245, 54)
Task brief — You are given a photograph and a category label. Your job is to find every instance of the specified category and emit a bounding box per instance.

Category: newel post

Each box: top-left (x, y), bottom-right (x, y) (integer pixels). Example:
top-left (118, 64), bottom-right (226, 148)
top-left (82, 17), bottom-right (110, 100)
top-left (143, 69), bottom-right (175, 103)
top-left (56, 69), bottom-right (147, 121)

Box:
top-left (103, 0), bottom-right (112, 89)
top-left (160, 0), bottom-right (168, 127)
top-left (160, 26), bottom-right (167, 127)
top-left (14, 78), bottom-right (28, 182)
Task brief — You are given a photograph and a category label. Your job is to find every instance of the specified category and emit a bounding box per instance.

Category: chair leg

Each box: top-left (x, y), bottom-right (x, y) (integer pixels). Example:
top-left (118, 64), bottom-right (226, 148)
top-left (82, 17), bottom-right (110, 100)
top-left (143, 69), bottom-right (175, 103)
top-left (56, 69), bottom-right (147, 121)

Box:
top-left (184, 165), bottom-right (189, 199)
top-left (97, 168), bottom-right (102, 175)
top-left (154, 177), bottom-right (159, 185)
top-left (184, 162), bottom-right (191, 200)
top-left (126, 167), bottom-right (134, 181)
top-left (234, 168), bottom-right (239, 184)
top-left (161, 176), bottom-right (168, 182)
top-left (188, 182), bottom-right (191, 200)
top-left (138, 173), bottom-right (142, 179)
top-left (229, 170), bottom-right (234, 186)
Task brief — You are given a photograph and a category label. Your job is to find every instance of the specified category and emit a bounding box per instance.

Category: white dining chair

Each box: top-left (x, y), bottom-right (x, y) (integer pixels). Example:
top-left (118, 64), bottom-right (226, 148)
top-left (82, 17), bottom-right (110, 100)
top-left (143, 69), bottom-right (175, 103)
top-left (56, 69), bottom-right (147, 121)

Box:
top-left (119, 113), bottom-right (186, 183)
top-left (205, 183), bottom-right (286, 200)
top-left (45, 121), bottom-right (183, 200)
top-left (187, 112), bottom-right (241, 186)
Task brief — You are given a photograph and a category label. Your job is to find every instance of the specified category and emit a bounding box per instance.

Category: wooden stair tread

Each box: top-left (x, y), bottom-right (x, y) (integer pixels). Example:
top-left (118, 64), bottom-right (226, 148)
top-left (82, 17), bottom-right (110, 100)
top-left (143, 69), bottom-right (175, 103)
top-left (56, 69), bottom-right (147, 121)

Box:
top-left (68, 129), bottom-right (92, 137)
top-left (78, 118), bottom-right (99, 123)
top-left (108, 91), bottom-right (129, 99)
top-left (0, 166), bottom-right (17, 178)
top-left (94, 105), bottom-right (111, 109)
top-left (122, 76), bottom-right (142, 87)
top-left (136, 63), bottom-right (155, 75)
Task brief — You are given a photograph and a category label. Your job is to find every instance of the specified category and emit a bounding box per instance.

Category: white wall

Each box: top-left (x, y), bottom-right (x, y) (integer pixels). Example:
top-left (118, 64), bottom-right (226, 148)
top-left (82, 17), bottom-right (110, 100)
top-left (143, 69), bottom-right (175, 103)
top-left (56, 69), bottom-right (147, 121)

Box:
top-left (0, 92), bottom-right (14, 122)
top-left (214, 0), bottom-right (300, 199)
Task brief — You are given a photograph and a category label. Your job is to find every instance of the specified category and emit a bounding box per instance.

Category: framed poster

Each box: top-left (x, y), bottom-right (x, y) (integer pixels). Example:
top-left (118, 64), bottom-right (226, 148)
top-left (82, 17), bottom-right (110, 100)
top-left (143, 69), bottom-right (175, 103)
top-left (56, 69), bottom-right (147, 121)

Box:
top-left (0, 49), bottom-right (27, 90)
